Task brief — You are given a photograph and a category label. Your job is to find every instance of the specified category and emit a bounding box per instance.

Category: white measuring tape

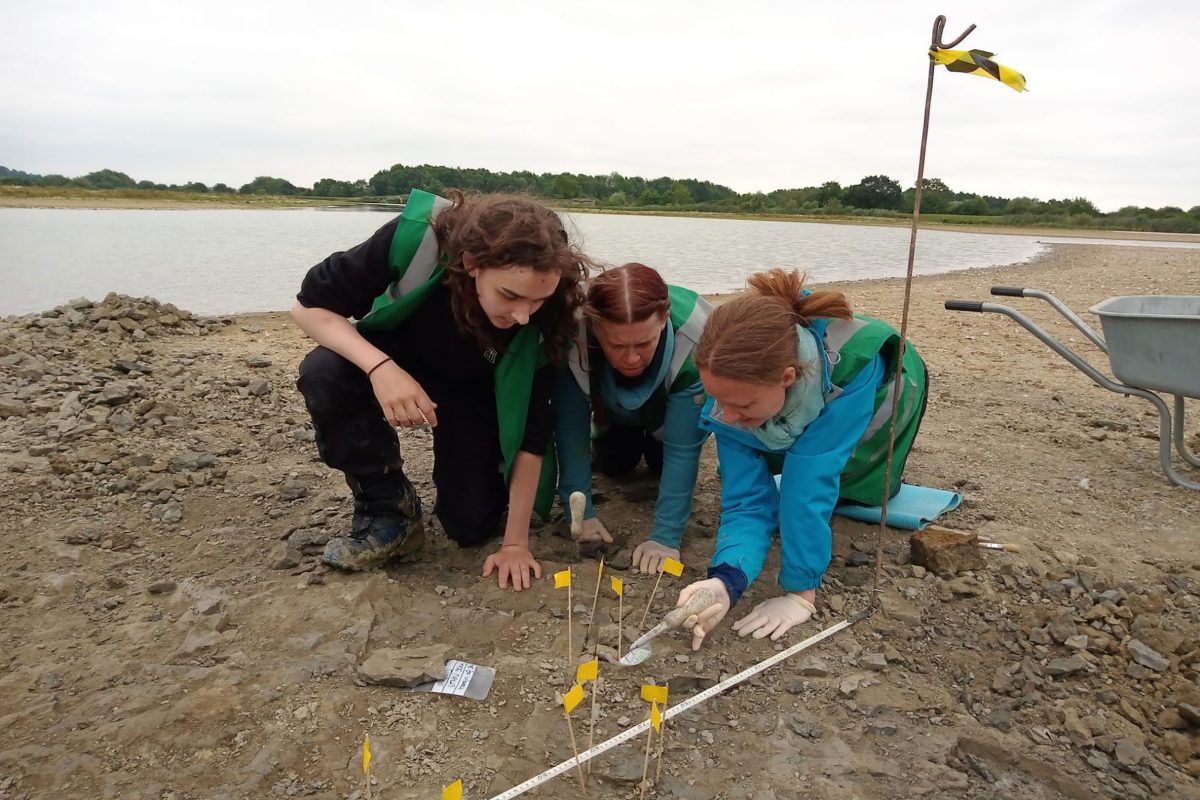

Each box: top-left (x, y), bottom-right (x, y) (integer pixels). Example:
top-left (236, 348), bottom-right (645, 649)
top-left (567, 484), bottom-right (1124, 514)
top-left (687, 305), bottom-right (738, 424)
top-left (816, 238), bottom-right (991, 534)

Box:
top-left (484, 609), bottom-right (868, 800)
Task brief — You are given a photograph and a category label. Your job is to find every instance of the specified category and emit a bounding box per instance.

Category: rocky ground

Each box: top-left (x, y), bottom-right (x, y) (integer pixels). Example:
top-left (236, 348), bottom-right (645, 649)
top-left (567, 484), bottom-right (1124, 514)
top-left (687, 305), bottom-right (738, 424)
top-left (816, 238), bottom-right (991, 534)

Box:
top-left (0, 243), bottom-right (1198, 800)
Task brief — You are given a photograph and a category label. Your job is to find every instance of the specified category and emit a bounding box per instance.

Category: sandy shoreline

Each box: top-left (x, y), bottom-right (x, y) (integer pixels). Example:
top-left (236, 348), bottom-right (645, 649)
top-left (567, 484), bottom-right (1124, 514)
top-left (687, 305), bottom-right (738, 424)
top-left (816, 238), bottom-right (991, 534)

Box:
top-left (0, 242), bottom-right (1197, 798)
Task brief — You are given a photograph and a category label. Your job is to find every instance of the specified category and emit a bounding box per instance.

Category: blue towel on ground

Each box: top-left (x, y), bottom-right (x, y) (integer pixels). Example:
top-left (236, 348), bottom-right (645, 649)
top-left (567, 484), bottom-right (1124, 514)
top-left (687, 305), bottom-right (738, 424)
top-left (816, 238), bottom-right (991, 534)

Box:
top-left (772, 476), bottom-right (962, 531)
top-left (834, 483), bottom-right (962, 530)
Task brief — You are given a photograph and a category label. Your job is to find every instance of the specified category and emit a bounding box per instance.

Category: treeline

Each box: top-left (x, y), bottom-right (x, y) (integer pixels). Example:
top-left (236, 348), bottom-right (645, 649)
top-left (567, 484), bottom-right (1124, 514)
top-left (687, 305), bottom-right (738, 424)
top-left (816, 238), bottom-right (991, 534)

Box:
top-left (3, 164), bottom-right (1199, 233)
top-left (349, 164), bottom-right (736, 206)
top-left (730, 175), bottom-right (1200, 234)
top-left (0, 166), bottom-right (240, 195)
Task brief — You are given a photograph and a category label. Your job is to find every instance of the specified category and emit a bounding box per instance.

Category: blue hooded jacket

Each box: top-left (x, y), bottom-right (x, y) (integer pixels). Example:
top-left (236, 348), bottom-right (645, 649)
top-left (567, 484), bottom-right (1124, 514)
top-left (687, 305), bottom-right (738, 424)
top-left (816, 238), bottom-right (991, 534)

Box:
top-left (700, 321), bottom-right (885, 604)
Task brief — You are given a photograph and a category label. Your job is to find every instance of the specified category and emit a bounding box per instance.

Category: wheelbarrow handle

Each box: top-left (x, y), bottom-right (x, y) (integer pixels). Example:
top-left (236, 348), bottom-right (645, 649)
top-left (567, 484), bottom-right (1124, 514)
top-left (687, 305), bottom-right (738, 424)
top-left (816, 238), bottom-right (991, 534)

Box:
top-left (944, 300), bottom-right (985, 312)
top-left (989, 286), bottom-right (1108, 352)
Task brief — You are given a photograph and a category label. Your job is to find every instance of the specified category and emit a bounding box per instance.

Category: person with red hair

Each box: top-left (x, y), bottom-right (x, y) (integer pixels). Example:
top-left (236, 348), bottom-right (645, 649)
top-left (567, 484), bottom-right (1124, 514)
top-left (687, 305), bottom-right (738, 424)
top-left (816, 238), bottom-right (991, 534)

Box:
top-left (555, 263), bottom-right (712, 573)
top-left (674, 269), bottom-right (928, 648)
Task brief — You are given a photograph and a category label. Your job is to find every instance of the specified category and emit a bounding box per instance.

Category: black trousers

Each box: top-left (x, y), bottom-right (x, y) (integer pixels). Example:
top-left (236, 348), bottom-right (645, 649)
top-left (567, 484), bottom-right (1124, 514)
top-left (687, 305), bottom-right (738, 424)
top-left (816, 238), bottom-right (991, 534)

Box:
top-left (296, 331), bottom-right (506, 547)
top-left (593, 424), bottom-right (664, 479)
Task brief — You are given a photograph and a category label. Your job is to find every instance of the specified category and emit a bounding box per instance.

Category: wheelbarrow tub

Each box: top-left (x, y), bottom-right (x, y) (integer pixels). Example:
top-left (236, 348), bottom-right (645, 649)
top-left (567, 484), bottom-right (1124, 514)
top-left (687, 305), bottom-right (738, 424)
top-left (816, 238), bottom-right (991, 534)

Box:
top-left (1089, 296), bottom-right (1200, 398)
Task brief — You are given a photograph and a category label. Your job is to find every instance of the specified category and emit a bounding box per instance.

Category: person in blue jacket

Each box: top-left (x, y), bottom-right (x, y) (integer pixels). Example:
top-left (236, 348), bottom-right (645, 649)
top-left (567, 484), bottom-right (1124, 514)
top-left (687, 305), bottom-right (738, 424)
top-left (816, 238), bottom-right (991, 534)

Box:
top-left (675, 269), bottom-right (928, 648)
top-left (554, 263), bottom-right (712, 572)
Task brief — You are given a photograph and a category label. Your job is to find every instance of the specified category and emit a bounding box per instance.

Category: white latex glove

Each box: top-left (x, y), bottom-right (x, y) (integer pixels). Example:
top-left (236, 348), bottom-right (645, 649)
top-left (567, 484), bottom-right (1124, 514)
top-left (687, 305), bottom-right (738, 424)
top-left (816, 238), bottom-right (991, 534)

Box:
top-left (631, 540), bottom-right (680, 574)
top-left (731, 593), bottom-right (816, 641)
top-left (677, 578), bottom-right (732, 651)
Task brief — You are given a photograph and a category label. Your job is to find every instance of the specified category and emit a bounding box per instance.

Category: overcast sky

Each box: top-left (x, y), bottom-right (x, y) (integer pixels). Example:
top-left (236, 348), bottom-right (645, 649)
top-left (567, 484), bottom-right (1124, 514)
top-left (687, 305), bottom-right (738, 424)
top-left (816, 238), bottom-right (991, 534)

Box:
top-left (2, 1), bottom-right (1197, 212)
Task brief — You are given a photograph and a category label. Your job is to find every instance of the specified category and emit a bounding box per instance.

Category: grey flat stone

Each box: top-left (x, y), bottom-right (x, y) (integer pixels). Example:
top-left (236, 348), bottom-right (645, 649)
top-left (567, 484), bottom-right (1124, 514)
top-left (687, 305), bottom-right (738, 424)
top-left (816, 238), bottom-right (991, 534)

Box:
top-left (358, 645), bottom-right (450, 687)
top-left (1125, 639), bottom-right (1168, 672)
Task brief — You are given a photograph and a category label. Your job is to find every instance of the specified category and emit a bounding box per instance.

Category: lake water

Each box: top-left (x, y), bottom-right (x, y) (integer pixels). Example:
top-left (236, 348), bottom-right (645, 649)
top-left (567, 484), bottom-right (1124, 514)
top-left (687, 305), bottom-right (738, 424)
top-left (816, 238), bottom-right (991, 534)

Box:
top-left (0, 206), bottom-right (1193, 316)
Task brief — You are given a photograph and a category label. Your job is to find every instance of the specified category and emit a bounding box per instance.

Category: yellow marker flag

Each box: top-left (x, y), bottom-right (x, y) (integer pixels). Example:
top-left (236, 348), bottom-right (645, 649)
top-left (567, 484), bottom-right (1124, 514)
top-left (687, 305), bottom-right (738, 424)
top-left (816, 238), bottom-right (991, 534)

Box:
top-left (554, 569), bottom-right (571, 589)
top-left (576, 659), bottom-right (599, 683)
top-left (662, 558), bottom-right (684, 577)
top-left (563, 682), bottom-right (585, 714)
top-left (651, 701), bottom-right (662, 732)
top-left (610, 575), bottom-right (623, 597)
top-left (443, 779), bottom-right (463, 800)
top-left (641, 683), bottom-right (668, 705)
top-left (597, 560), bottom-right (604, 582)
top-left (929, 46), bottom-right (1026, 92)
top-left (362, 734), bottom-right (371, 774)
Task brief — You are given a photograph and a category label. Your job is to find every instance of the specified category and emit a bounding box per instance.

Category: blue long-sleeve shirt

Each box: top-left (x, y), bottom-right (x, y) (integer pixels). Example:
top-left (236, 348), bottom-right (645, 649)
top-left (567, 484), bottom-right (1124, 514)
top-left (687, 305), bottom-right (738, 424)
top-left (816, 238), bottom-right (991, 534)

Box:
top-left (554, 327), bottom-right (708, 547)
top-left (699, 352), bottom-right (885, 604)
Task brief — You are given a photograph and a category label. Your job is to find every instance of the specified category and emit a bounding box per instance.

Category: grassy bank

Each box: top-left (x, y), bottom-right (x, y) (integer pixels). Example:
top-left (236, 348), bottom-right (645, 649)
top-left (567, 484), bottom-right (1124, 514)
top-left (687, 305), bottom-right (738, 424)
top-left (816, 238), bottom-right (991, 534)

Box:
top-left (550, 204), bottom-right (1200, 242)
top-left (4, 186), bottom-right (1199, 242)
top-left (0, 186), bottom-right (340, 209)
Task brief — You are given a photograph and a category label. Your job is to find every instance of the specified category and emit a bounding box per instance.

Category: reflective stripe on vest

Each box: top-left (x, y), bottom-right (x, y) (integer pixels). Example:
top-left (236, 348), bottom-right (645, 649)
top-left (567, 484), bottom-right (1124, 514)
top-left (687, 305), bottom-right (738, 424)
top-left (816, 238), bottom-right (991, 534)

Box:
top-left (822, 316), bottom-right (922, 448)
top-left (566, 318), bottom-right (591, 393)
top-left (823, 316), bottom-right (867, 363)
top-left (665, 294), bottom-right (709, 389)
top-left (386, 192), bottom-right (453, 301)
top-left (821, 317), bottom-right (866, 403)
top-left (859, 364), bottom-right (919, 441)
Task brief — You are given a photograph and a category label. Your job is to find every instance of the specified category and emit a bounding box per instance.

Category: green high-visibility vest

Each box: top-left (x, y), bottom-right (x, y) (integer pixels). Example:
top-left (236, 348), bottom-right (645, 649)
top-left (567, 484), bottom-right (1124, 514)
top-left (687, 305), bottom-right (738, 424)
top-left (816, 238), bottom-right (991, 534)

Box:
top-left (356, 189), bottom-right (557, 517)
top-left (823, 314), bottom-right (927, 504)
top-left (566, 285), bottom-right (710, 436)
top-left (759, 314), bottom-right (927, 505)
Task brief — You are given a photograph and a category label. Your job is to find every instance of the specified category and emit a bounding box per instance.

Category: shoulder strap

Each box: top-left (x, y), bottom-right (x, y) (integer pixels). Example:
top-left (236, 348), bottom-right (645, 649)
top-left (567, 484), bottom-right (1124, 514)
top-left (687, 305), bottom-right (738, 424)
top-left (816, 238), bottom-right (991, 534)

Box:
top-left (356, 189), bottom-right (452, 331)
top-left (565, 316), bottom-right (591, 395)
top-left (665, 286), bottom-right (710, 393)
top-left (825, 314), bottom-right (899, 387)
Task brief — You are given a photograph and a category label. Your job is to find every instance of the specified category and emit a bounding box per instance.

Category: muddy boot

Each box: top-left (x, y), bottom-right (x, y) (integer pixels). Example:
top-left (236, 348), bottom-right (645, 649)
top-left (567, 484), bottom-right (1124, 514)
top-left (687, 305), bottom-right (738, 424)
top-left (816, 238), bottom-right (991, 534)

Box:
top-left (323, 471), bottom-right (425, 570)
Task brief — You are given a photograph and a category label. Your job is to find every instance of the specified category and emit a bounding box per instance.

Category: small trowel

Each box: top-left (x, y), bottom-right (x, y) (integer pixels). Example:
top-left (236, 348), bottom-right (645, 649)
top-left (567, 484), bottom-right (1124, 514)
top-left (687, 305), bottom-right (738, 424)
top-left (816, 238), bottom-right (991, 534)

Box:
top-left (617, 587), bottom-right (715, 666)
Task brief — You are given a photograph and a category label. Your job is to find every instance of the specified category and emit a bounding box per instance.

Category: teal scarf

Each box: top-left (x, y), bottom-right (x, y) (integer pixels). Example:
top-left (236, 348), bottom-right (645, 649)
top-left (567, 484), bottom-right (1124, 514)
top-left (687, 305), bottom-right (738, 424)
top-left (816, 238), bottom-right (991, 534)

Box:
top-left (748, 325), bottom-right (825, 451)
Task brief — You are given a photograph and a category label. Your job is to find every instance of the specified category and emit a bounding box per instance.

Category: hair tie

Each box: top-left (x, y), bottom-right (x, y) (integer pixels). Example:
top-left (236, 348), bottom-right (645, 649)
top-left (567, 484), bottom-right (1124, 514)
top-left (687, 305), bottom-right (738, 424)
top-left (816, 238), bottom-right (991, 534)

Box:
top-left (366, 357), bottom-right (393, 377)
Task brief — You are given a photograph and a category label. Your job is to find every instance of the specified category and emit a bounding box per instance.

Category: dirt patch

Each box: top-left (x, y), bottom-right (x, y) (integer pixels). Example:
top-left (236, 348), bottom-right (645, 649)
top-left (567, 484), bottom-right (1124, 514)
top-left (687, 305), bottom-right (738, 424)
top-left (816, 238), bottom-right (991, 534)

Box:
top-left (0, 245), bottom-right (1198, 800)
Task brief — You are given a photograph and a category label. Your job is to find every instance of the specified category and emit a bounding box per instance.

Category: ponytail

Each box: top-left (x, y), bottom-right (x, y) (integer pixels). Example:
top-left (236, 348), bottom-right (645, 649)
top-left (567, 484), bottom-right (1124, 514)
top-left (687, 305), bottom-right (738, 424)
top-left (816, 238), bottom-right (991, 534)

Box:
top-left (695, 269), bottom-right (852, 384)
top-left (745, 268), bottom-right (852, 326)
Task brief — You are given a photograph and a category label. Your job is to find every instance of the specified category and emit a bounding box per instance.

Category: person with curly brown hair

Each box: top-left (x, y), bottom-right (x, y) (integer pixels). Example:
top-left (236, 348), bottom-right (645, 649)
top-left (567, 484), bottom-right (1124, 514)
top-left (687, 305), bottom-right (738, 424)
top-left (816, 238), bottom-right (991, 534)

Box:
top-left (292, 189), bottom-right (592, 591)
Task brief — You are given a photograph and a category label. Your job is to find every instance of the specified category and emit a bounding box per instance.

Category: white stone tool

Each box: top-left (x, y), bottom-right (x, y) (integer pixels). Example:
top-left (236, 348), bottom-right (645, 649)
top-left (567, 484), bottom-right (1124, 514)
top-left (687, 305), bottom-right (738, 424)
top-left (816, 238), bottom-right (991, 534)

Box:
top-left (568, 491), bottom-right (585, 540)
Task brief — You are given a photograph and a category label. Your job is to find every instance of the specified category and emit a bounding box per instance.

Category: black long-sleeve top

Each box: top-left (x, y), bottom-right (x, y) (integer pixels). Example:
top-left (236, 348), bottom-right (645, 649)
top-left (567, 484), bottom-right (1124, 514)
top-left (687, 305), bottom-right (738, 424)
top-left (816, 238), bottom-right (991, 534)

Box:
top-left (296, 218), bottom-right (554, 455)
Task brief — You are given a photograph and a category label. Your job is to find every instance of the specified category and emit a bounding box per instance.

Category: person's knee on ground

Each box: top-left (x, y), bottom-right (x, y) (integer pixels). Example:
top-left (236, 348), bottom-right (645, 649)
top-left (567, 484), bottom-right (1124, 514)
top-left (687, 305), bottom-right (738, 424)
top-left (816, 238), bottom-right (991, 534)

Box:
top-left (642, 433), bottom-right (664, 477)
top-left (436, 497), bottom-right (505, 548)
top-left (593, 424), bottom-right (649, 477)
top-left (427, 404), bottom-right (509, 548)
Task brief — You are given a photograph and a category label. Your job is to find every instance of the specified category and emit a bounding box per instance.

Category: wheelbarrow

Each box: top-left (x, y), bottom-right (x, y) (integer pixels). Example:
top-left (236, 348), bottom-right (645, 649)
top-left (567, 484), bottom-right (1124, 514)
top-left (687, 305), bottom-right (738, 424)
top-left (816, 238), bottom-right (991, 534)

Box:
top-left (945, 287), bottom-right (1200, 490)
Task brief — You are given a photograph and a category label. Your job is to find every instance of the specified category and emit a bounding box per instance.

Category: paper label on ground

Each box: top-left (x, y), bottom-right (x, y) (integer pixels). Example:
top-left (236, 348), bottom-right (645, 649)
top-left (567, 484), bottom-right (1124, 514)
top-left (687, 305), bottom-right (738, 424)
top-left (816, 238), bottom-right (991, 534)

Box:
top-left (430, 660), bottom-right (476, 695)
top-left (412, 660), bottom-right (496, 701)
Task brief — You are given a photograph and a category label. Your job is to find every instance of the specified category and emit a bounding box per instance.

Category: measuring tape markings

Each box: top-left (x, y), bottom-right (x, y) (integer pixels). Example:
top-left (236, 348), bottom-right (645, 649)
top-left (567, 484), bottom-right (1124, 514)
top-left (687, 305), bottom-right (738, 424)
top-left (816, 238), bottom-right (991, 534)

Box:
top-left (484, 611), bottom-right (867, 800)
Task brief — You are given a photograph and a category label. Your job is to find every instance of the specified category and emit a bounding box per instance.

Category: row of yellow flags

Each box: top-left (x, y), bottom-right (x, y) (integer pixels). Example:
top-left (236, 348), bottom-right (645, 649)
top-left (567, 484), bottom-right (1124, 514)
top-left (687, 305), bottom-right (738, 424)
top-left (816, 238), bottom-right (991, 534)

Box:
top-left (562, 681), bottom-right (667, 722)
top-left (553, 556), bottom-right (682, 590)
